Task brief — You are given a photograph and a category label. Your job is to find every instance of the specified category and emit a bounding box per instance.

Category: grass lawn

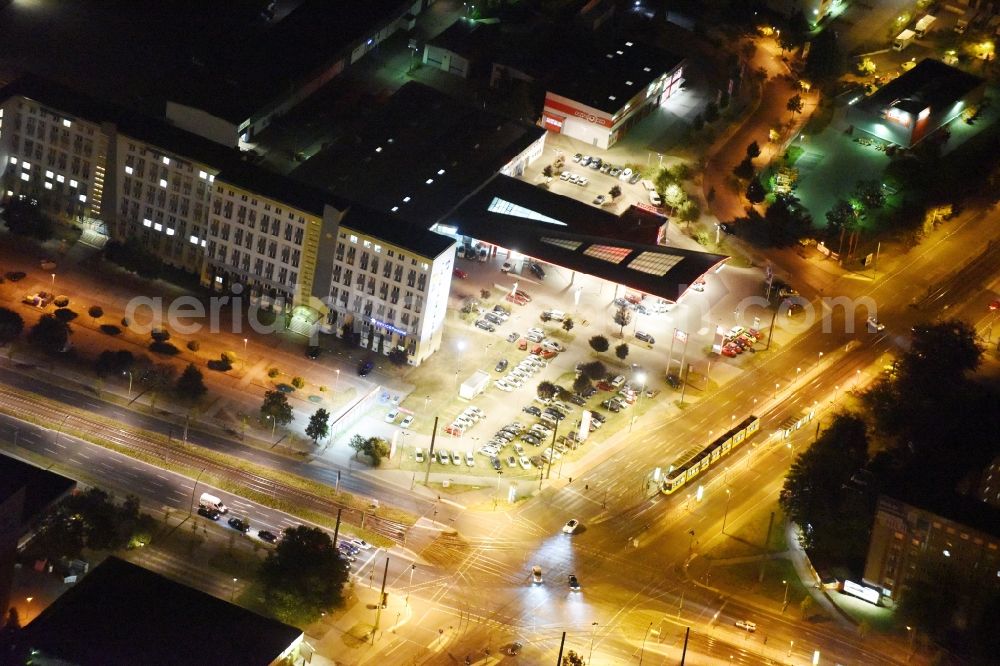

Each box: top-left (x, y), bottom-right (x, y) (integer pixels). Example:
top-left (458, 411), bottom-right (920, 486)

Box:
top-left (707, 558), bottom-right (812, 609)
top-left (709, 501), bottom-right (788, 559)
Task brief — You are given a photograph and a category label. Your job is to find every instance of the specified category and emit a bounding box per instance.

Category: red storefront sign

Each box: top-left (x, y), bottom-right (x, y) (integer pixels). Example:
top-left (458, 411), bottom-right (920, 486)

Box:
top-left (543, 96), bottom-right (613, 128)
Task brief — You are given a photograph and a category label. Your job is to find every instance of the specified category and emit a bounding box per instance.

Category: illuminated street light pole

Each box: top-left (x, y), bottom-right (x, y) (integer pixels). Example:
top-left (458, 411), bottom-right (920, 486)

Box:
top-left (629, 373), bottom-right (647, 433)
top-left (722, 488), bottom-right (732, 534)
top-left (588, 622), bottom-right (599, 665)
top-left (782, 579), bottom-right (790, 611)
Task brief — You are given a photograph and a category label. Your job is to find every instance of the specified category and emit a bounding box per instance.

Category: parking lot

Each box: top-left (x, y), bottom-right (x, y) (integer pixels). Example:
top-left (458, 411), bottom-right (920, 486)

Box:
top-left (389, 236), bottom-right (775, 479)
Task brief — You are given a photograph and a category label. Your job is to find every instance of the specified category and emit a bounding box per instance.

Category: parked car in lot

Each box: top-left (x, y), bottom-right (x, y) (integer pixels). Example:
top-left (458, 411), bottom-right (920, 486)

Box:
top-left (475, 319), bottom-right (496, 332)
top-left (466, 451), bottom-right (475, 467)
top-left (529, 262), bottom-right (546, 279)
top-left (506, 331), bottom-right (520, 343)
top-left (649, 190), bottom-right (663, 206)
top-left (453, 268), bottom-right (468, 279)
top-left (593, 194), bottom-right (607, 205)
top-left (414, 448), bottom-right (425, 463)
top-left (576, 175), bottom-right (589, 186)
top-left (385, 409), bottom-right (399, 423)
top-left (501, 262), bottom-right (513, 273)
top-left (572, 153), bottom-right (583, 163)
top-left (491, 456), bottom-right (503, 471)
top-left (495, 358), bottom-right (509, 372)
top-left (580, 156), bottom-right (592, 166)
top-left (437, 450), bottom-right (449, 465)
top-left (635, 331), bottom-right (655, 344)
top-left (400, 415), bottom-right (414, 428)
top-left (519, 455), bottom-right (532, 470)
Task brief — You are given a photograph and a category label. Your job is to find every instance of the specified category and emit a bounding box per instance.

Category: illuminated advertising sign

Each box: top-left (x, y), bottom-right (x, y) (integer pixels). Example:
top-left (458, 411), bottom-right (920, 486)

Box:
top-left (842, 580), bottom-right (880, 605)
top-left (369, 318), bottom-right (407, 337)
top-left (673, 329), bottom-right (688, 343)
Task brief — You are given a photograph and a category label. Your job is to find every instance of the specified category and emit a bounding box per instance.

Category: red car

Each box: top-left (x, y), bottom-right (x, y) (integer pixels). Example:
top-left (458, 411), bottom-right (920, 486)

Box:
top-left (517, 338), bottom-right (528, 350)
top-left (721, 343), bottom-right (740, 357)
top-left (596, 380), bottom-right (614, 391)
top-left (506, 293), bottom-right (528, 305)
top-left (540, 349), bottom-right (557, 359)
top-left (453, 268), bottom-right (468, 279)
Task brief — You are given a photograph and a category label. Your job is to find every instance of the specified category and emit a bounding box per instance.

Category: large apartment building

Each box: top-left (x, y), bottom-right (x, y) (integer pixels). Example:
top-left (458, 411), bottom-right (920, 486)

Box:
top-left (205, 165), bottom-right (453, 362)
top-left (0, 76), bottom-right (454, 365)
top-left (0, 95), bottom-right (108, 223)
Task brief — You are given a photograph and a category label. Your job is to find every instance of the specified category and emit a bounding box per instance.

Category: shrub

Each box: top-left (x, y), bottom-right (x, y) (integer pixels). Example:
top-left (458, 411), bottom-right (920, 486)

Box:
top-left (100, 324), bottom-right (122, 336)
top-left (186, 340), bottom-right (200, 351)
top-left (87, 306), bottom-right (104, 320)
top-left (149, 341), bottom-right (180, 356)
top-left (53, 296), bottom-right (69, 308)
top-left (268, 367), bottom-right (280, 378)
top-left (291, 376), bottom-right (305, 389)
top-left (387, 348), bottom-right (408, 366)
top-left (588, 335), bottom-right (610, 353)
top-left (207, 357), bottom-right (232, 372)
top-left (151, 328), bottom-right (170, 343)
top-left (53, 308), bottom-right (78, 323)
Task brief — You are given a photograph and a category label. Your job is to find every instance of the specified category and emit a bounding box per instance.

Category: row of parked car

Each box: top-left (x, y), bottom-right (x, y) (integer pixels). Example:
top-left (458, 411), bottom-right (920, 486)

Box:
top-left (475, 303), bottom-right (511, 333)
top-left (721, 325), bottom-right (761, 358)
top-left (572, 153), bottom-right (643, 184)
top-left (442, 405), bottom-right (486, 437)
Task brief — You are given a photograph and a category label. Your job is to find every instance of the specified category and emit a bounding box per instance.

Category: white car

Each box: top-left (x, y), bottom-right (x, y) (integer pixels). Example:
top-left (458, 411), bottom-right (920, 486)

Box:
top-left (385, 409), bottom-right (399, 423)
top-left (351, 538), bottom-right (373, 551)
top-left (414, 447), bottom-right (425, 463)
top-left (501, 262), bottom-right (513, 273)
top-left (867, 316), bottom-right (885, 332)
top-left (465, 451), bottom-right (475, 467)
top-left (438, 450), bottom-right (449, 465)
top-left (400, 415), bottom-right (414, 428)
top-left (519, 455), bottom-right (532, 470)
top-left (576, 175), bottom-right (589, 187)
top-left (562, 519), bottom-right (581, 534)
top-left (619, 167), bottom-right (633, 181)
top-left (542, 340), bottom-right (565, 352)
top-left (451, 450), bottom-right (463, 465)
top-left (648, 190), bottom-right (663, 207)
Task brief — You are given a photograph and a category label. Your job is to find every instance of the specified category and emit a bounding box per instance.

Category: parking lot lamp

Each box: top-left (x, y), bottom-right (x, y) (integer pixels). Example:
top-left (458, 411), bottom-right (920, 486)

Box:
top-left (629, 372), bottom-right (647, 433)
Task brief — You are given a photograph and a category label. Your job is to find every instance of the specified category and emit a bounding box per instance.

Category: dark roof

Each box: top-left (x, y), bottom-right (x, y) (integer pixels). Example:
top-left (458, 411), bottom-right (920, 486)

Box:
top-left (859, 58), bottom-right (985, 116)
top-left (0, 75), bottom-right (240, 169)
top-left (881, 492), bottom-right (1000, 541)
top-left (215, 159), bottom-right (349, 218)
top-left (427, 19), bottom-right (497, 58)
top-left (341, 205), bottom-right (456, 259)
top-left (547, 39), bottom-right (684, 115)
top-left (490, 23), bottom-right (566, 81)
top-left (170, 0), bottom-right (413, 123)
top-left (0, 453), bottom-right (76, 529)
top-left (14, 557), bottom-right (301, 666)
top-left (291, 82), bottom-right (545, 227)
top-left (444, 175), bottom-right (727, 302)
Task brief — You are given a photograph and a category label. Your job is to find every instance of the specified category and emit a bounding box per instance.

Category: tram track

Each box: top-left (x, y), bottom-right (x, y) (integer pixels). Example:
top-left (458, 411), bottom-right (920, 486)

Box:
top-left (0, 387), bottom-right (410, 542)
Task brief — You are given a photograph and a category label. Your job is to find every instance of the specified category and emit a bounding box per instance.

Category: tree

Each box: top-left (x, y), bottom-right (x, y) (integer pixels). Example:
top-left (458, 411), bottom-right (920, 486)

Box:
top-left (306, 408), bottom-right (330, 444)
top-left (613, 306), bottom-right (632, 336)
top-left (615, 343), bottom-right (629, 361)
top-left (259, 525), bottom-right (348, 624)
top-left (786, 94), bottom-right (804, 117)
top-left (4, 608), bottom-right (21, 631)
top-left (260, 390), bottom-right (293, 429)
top-left (581, 360), bottom-right (607, 381)
top-left (0, 308), bottom-right (24, 345)
top-left (804, 27), bottom-right (843, 83)
top-left (855, 179), bottom-right (885, 210)
top-left (28, 314), bottom-right (70, 353)
top-left (562, 318), bottom-right (574, 332)
top-left (572, 374), bottom-right (592, 394)
top-left (746, 141), bottom-right (761, 160)
top-left (609, 184), bottom-right (622, 199)
top-left (139, 363), bottom-right (176, 410)
top-left (588, 335), bottom-right (609, 353)
top-left (175, 363), bottom-right (207, 403)
top-left (779, 414), bottom-right (871, 561)
top-left (562, 650), bottom-right (585, 666)
top-left (825, 198), bottom-right (858, 233)
top-left (3, 197), bottom-right (54, 240)
top-left (733, 157), bottom-right (755, 181)
top-left (542, 165), bottom-right (553, 178)
top-left (95, 349), bottom-right (134, 377)
top-left (87, 306), bottom-right (104, 322)
top-left (349, 435), bottom-right (390, 466)
top-left (537, 380), bottom-right (558, 400)
top-left (704, 100), bottom-right (719, 123)
top-left (746, 177), bottom-right (766, 204)
top-left (104, 236), bottom-right (164, 280)
top-left (387, 347), bottom-right (408, 366)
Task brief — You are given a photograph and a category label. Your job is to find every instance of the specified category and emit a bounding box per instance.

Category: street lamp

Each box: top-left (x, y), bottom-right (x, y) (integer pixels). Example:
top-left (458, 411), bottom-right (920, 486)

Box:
top-left (774, 382), bottom-right (780, 400)
top-left (722, 488), bottom-right (732, 534)
top-left (629, 372), bottom-right (647, 433)
top-left (406, 564), bottom-right (416, 607)
top-left (335, 368), bottom-right (340, 391)
top-left (782, 579), bottom-right (790, 611)
top-left (795, 367), bottom-right (801, 384)
top-left (50, 273), bottom-right (55, 286)
top-left (243, 337), bottom-right (248, 353)
top-left (231, 577), bottom-right (238, 601)
top-left (588, 622), bottom-right (599, 665)
top-left (639, 621), bottom-right (653, 665)
top-left (817, 351), bottom-right (823, 367)
top-left (123, 370), bottom-right (133, 399)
